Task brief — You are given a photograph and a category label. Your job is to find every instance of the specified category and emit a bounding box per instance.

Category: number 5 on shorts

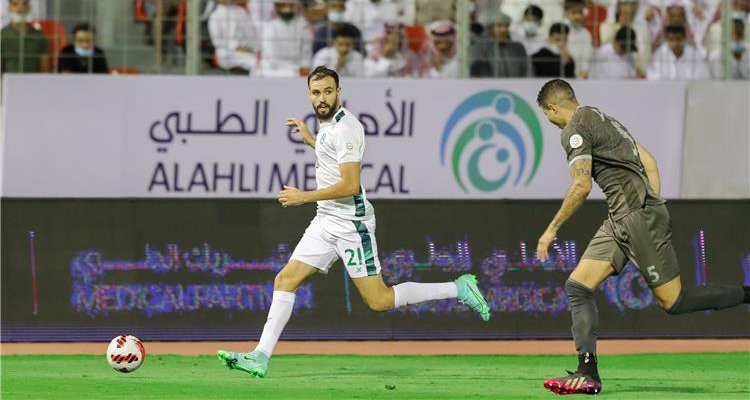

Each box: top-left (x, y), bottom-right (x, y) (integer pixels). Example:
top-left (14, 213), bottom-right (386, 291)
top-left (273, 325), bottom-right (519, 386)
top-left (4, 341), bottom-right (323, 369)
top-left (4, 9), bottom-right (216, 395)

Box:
top-left (647, 265), bottom-right (660, 283)
top-left (345, 248), bottom-right (364, 266)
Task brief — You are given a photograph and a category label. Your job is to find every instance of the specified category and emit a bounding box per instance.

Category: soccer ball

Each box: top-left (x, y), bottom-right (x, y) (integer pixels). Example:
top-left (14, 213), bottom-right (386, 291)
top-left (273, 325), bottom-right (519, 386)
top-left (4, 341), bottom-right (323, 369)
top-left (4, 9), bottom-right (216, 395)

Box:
top-left (106, 334), bottom-right (145, 373)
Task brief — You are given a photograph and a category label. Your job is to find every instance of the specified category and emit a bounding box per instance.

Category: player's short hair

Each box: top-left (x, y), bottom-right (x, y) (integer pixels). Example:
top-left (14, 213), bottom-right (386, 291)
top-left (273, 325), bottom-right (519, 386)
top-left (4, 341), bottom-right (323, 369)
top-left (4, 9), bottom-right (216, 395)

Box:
top-left (537, 79), bottom-right (577, 108)
top-left (664, 24), bottom-right (686, 37)
top-left (308, 65), bottom-right (340, 88)
top-left (548, 22), bottom-right (570, 37)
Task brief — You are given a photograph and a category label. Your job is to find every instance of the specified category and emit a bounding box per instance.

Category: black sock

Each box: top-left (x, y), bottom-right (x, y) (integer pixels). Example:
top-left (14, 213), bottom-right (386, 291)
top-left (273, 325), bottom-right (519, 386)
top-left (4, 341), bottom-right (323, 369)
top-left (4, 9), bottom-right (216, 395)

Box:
top-left (566, 279), bottom-right (599, 353)
top-left (667, 285), bottom-right (746, 314)
top-left (577, 352), bottom-right (600, 381)
top-left (744, 286), bottom-right (750, 304)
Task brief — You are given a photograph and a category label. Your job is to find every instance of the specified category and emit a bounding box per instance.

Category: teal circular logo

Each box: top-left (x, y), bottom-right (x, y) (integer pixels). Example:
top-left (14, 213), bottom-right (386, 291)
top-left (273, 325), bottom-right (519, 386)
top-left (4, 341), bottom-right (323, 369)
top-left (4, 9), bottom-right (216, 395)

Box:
top-left (440, 90), bottom-right (543, 193)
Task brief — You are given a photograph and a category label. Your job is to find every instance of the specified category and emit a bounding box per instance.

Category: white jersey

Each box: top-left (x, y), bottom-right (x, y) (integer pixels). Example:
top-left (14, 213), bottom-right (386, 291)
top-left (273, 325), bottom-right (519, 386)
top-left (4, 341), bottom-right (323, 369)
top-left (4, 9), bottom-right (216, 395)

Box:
top-left (314, 107), bottom-right (374, 221)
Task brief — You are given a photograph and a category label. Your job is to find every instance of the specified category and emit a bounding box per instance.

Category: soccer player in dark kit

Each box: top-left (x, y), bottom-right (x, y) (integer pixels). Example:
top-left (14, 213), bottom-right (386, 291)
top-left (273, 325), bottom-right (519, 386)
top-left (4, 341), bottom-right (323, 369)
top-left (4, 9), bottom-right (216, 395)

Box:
top-left (534, 79), bottom-right (750, 395)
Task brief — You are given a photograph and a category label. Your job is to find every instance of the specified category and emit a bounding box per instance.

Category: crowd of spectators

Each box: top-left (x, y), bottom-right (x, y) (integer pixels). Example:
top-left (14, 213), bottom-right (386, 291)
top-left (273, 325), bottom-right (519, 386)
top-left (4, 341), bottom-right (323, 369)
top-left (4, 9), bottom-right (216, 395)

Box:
top-left (1, 0), bottom-right (748, 79)
top-left (474, 0), bottom-right (749, 79)
top-left (203, 0), bottom-right (749, 79)
top-left (1, 0), bottom-right (110, 73)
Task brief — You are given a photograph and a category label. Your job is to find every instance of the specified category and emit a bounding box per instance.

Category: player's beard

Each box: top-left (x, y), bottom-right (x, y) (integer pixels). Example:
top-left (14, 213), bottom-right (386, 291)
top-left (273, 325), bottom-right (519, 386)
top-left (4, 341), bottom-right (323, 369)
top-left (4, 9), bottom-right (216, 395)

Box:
top-left (314, 99), bottom-right (339, 121)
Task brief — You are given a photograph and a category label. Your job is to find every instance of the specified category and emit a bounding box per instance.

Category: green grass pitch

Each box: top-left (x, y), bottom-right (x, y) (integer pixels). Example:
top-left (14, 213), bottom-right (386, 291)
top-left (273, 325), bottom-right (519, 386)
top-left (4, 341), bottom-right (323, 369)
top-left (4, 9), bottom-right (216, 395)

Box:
top-left (2, 353), bottom-right (748, 399)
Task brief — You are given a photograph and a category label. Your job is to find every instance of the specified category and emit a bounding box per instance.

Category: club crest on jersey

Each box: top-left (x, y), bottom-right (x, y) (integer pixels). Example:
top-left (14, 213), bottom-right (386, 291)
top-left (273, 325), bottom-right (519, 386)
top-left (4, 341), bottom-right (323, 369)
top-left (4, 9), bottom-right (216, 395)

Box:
top-left (346, 141), bottom-right (354, 150)
top-left (569, 134), bottom-right (583, 149)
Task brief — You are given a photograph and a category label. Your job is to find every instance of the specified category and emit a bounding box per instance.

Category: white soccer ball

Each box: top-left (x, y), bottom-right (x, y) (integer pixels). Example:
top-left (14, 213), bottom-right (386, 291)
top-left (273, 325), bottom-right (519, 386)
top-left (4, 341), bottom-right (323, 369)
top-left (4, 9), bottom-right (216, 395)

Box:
top-left (106, 334), bottom-right (145, 373)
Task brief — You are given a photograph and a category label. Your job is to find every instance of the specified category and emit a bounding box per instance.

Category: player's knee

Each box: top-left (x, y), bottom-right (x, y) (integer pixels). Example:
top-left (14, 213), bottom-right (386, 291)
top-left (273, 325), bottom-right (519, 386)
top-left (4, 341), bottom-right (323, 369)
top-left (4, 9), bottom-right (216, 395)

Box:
top-left (659, 291), bottom-right (681, 312)
top-left (274, 269), bottom-right (301, 292)
top-left (565, 279), bottom-right (594, 304)
top-left (363, 296), bottom-right (393, 312)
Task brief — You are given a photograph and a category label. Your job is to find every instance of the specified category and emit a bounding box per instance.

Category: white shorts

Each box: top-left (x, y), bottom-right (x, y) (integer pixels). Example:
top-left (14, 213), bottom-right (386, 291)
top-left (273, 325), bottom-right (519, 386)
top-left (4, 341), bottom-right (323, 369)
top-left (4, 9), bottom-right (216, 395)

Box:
top-left (290, 214), bottom-right (381, 278)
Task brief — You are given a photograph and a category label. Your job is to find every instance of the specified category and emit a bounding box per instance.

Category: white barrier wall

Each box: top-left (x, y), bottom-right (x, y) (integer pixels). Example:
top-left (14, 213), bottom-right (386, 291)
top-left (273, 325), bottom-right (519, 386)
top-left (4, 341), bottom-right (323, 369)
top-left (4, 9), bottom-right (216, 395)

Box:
top-left (2, 75), bottom-right (686, 199)
top-left (682, 82), bottom-right (750, 199)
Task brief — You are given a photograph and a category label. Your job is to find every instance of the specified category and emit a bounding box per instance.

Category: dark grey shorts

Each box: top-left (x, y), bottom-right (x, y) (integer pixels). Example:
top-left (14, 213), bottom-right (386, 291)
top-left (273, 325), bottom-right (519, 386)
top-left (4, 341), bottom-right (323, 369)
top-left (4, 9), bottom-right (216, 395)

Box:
top-left (581, 204), bottom-right (680, 288)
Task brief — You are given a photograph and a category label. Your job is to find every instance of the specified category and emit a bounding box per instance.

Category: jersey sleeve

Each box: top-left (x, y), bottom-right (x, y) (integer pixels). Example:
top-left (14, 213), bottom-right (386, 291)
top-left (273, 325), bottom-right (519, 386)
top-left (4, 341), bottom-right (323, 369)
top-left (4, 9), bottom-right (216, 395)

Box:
top-left (561, 112), bottom-right (593, 166)
top-left (333, 122), bottom-right (364, 164)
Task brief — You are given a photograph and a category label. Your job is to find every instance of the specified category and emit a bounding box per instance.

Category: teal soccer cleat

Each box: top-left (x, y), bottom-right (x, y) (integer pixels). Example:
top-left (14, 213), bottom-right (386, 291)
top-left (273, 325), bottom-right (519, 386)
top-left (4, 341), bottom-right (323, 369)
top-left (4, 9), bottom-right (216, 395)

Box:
top-left (455, 274), bottom-right (491, 321)
top-left (217, 349), bottom-right (269, 378)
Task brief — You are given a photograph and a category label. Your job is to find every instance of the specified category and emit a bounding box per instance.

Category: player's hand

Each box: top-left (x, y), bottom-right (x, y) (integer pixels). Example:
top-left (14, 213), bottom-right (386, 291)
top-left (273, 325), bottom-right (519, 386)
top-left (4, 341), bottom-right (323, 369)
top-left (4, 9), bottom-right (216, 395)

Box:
top-left (536, 229), bottom-right (557, 262)
top-left (286, 117), bottom-right (311, 136)
top-left (286, 117), bottom-right (314, 146)
top-left (278, 185), bottom-right (307, 207)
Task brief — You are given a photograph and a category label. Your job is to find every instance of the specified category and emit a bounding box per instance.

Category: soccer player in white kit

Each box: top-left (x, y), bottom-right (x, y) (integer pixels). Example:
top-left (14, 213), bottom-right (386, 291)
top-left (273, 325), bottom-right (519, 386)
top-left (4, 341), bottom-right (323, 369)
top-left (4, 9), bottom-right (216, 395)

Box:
top-left (217, 66), bottom-right (490, 378)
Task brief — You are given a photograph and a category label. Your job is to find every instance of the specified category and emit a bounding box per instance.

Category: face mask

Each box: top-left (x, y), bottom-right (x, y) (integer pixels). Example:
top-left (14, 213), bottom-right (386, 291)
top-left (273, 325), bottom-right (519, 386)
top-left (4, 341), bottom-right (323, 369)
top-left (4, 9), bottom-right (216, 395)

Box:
top-left (279, 12), bottom-right (295, 21)
top-left (74, 46), bottom-right (94, 57)
top-left (731, 41), bottom-right (746, 53)
top-left (731, 11), bottom-right (747, 21)
top-left (328, 11), bottom-right (345, 23)
top-left (9, 12), bottom-right (31, 24)
top-left (522, 21), bottom-right (539, 36)
top-left (548, 44), bottom-right (561, 55)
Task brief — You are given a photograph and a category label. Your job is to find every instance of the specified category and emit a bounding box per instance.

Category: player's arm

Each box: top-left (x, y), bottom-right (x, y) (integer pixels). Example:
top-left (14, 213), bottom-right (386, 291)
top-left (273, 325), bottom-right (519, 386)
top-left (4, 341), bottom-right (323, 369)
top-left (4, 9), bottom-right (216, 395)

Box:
top-left (537, 158), bottom-right (593, 261)
top-left (636, 142), bottom-right (660, 195)
top-left (278, 162), bottom-right (361, 206)
top-left (286, 117), bottom-right (316, 148)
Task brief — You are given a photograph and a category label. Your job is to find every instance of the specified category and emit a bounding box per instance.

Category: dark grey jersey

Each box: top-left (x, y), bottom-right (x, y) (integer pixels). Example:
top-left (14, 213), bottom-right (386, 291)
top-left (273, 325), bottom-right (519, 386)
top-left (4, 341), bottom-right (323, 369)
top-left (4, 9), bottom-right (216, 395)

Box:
top-left (561, 106), bottom-right (664, 220)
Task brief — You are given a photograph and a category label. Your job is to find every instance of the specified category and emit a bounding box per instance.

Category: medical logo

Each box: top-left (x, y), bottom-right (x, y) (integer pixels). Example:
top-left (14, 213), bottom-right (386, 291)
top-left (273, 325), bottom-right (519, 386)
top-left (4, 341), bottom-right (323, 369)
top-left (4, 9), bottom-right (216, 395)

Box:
top-left (569, 134), bottom-right (583, 149)
top-left (440, 90), bottom-right (544, 193)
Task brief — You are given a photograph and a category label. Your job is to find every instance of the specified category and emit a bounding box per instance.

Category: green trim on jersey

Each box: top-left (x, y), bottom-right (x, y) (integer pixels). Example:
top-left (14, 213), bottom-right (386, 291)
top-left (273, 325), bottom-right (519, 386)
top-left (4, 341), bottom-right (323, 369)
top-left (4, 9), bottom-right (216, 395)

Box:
top-left (352, 221), bottom-right (377, 276)
top-left (353, 188), bottom-right (366, 217)
top-left (335, 110), bottom-right (345, 122)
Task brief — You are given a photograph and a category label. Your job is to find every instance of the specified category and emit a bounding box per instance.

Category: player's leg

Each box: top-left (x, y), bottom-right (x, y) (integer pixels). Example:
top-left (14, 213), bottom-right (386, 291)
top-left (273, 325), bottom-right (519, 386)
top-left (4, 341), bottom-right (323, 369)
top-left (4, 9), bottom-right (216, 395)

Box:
top-left (392, 274), bottom-right (490, 321)
top-left (350, 273), bottom-right (464, 311)
top-left (655, 276), bottom-right (748, 313)
top-left (544, 259), bottom-right (614, 395)
top-left (350, 274), bottom-right (394, 311)
top-left (218, 217), bottom-right (338, 378)
top-left (568, 259), bottom-right (615, 360)
top-left (545, 221), bottom-right (625, 395)
top-left (343, 218), bottom-right (490, 320)
top-left (253, 260), bottom-right (318, 357)
top-left (218, 260), bottom-right (318, 377)
top-left (624, 205), bottom-right (748, 314)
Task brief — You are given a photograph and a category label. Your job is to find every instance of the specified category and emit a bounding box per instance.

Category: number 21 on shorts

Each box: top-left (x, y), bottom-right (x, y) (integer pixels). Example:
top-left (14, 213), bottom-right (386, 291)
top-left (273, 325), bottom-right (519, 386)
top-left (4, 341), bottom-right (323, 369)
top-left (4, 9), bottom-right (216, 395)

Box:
top-left (345, 248), bottom-right (364, 266)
